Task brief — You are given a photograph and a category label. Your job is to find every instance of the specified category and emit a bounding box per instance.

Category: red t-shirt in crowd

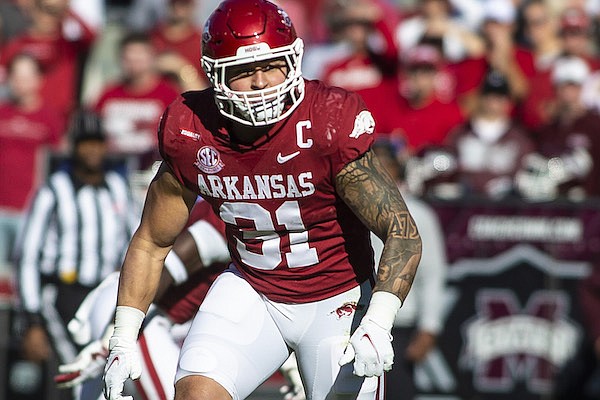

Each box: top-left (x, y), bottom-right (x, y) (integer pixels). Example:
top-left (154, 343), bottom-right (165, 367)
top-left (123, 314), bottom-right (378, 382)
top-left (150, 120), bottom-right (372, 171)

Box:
top-left (387, 95), bottom-right (465, 153)
top-left (0, 102), bottom-right (63, 211)
top-left (451, 47), bottom-right (536, 97)
top-left (94, 78), bottom-right (180, 164)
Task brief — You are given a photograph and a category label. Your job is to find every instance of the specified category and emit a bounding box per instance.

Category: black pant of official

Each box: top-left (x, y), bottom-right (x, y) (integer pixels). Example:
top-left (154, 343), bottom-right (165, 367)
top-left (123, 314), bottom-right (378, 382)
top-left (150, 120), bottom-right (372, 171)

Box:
top-left (386, 326), bottom-right (417, 400)
top-left (40, 281), bottom-right (96, 400)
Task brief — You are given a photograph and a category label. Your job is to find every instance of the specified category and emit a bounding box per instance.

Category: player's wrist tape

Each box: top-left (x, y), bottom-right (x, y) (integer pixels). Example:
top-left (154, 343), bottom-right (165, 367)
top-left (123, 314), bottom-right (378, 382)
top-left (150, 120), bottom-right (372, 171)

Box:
top-left (164, 251), bottom-right (188, 284)
top-left (363, 291), bottom-right (402, 331)
top-left (101, 323), bottom-right (115, 349)
top-left (112, 306), bottom-right (145, 342)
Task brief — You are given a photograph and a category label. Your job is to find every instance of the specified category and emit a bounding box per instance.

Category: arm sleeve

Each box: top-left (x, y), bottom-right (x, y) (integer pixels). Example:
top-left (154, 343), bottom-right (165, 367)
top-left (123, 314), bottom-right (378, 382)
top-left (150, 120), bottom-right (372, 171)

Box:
top-left (157, 104), bottom-right (187, 186)
top-left (16, 186), bottom-right (56, 315)
top-left (328, 90), bottom-right (376, 175)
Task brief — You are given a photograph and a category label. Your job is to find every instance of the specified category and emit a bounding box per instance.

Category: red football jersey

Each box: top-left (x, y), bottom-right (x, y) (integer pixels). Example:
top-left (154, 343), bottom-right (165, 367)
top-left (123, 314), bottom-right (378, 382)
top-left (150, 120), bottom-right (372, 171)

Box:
top-left (159, 80), bottom-right (376, 303)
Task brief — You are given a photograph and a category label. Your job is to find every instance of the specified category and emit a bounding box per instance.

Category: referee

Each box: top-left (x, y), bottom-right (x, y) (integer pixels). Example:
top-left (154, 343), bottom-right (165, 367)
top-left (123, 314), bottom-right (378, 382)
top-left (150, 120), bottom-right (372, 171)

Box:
top-left (13, 111), bottom-right (139, 393)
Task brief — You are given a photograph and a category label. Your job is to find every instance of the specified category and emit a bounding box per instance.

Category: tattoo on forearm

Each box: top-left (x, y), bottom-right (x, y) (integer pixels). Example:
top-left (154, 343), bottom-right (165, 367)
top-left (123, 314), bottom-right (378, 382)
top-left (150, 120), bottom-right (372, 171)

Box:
top-left (336, 150), bottom-right (422, 302)
top-left (392, 212), bottom-right (419, 239)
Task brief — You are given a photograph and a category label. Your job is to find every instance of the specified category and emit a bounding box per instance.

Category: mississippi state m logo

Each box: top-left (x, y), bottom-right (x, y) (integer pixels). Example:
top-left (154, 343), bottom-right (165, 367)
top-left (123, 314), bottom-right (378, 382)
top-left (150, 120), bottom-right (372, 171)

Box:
top-left (461, 289), bottom-right (579, 394)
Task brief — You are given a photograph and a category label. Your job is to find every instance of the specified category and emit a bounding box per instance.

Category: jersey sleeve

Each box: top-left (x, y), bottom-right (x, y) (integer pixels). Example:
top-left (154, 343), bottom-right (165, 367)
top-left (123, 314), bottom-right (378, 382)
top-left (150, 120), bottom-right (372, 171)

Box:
top-left (157, 98), bottom-right (187, 185)
top-left (324, 88), bottom-right (376, 175)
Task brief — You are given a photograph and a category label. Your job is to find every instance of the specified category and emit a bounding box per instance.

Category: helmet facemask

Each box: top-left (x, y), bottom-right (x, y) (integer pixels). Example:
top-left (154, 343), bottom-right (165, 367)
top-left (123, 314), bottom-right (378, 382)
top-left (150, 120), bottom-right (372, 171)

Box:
top-left (202, 37), bottom-right (305, 126)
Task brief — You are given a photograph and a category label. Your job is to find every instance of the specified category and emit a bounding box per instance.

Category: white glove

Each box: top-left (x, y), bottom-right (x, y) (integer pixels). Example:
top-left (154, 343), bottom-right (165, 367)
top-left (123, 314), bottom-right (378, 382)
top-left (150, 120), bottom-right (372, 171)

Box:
top-left (279, 353), bottom-right (305, 400)
top-left (103, 306), bottom-right (145, 400)
top-left (55, 340), bottom-right (108, 388)
top-left (103, 337), bottom-right (142, 400)
top-left (339, 319), bottom-right (394, 377)
top-left (339, 292), bottom-right (402, 377)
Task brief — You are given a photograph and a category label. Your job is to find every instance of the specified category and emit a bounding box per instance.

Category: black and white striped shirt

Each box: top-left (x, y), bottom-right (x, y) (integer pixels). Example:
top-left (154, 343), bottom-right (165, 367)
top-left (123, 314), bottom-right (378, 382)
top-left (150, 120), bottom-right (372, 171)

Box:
top-left (17, 169), bottom-right (139, 314)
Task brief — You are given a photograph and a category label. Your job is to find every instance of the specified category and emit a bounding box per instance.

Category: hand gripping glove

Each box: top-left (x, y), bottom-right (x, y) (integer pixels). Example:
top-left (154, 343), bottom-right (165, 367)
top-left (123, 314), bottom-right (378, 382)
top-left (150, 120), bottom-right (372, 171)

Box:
top-left (103, 306), bottom-right (145, 400)
top-left (339, 292), bottom-right (402, 377)
top-left (279, 353), bottom-right (306, 400)
top-left (55, 339), bottom-right (108, 388)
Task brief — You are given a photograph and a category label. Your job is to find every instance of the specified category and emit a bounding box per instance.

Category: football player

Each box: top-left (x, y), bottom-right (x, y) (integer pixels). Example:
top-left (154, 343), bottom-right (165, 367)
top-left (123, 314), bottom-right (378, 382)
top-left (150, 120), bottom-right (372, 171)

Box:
top-left (103, 1), bottom-right (422, 400)
top-left (56, 200), bottom-right (304, 400)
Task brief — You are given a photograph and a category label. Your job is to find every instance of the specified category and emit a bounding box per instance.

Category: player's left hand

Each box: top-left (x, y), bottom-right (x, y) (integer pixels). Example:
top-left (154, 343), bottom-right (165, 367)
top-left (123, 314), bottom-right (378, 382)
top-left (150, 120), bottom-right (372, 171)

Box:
top-left (339, 318), bottom-right (394, 377)
top-left (55, 340), bottom-right (108, 388)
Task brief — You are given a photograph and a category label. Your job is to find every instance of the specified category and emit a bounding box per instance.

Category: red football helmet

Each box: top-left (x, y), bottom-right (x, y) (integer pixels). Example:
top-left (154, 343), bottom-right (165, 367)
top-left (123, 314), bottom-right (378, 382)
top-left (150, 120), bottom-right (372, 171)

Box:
top-left (201, 0), bottom-right (305, 126)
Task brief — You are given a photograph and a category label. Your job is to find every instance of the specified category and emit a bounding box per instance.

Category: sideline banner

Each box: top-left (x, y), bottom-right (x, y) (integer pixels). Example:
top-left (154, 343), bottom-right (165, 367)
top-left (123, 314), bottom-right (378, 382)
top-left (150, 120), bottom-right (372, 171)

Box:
top-left (416, 199), bottom-right (599, 399)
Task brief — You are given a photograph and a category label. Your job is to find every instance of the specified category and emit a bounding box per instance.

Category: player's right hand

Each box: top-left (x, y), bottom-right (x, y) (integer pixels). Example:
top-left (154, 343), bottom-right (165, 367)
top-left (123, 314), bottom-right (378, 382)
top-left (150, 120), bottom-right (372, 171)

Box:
top-left (55, 340), bottom-right (108, 388)
top-left (103, 337), bottom-right (141, 400)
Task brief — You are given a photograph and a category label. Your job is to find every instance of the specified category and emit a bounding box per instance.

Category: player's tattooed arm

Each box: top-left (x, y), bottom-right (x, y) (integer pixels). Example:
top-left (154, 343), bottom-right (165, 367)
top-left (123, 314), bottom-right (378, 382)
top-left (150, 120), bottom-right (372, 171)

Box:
top-left (336, 149), bottom-right (422, 303)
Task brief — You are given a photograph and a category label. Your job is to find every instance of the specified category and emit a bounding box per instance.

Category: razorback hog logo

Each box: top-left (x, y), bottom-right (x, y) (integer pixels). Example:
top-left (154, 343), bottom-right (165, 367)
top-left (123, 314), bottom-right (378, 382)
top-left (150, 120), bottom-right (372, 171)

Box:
top-left (330, 302), bottom-right (363, 319)
top-left (460, 289), bottom-right (579, 394)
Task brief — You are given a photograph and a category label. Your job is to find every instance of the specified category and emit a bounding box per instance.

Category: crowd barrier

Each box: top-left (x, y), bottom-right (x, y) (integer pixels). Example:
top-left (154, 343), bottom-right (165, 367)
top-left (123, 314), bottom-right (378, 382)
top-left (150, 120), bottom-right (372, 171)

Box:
top-left (415, 197), bottom-right (599, 399)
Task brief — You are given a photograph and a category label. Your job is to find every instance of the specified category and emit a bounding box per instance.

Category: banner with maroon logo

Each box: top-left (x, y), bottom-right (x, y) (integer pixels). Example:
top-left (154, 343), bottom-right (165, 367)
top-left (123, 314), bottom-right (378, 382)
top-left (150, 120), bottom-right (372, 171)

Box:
top-left (416, 199), bottom-right (600, 400)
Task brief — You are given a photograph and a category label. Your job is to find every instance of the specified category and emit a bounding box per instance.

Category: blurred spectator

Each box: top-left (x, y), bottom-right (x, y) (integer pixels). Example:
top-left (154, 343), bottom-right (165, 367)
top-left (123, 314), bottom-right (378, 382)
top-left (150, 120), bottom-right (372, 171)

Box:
top-left (319, 0), bottom-right (401, 132)
top-left (371, 137), bottom-right (447, 400)
top-left (453, 0), bottom-right (535, 115)
top-left (93, 31), bottom-right (179, 170)
top-left (149, 0), bottom-right (209, 91)
top-left (0, 0), bottom-right (97, 126)
top-left (0, 53), bottom-right (64, 274)
top-left (395, 0), bottom-right (485, 63)
top-left (126, 0), bottom-right (221, 32)
top-left (13, 111), bottom-right (138, 398)
top-left (389, 44), bottom-right (464, 152)
top-left (560, 6), bottom-right (600, 69)
top-left (126, 0), bottom-right (172, 31)
top-left (516, 56), bottom-right (600, 201)
top-left (443, 70), bottom-right (535, 199)
top-left (518, 0), bottom-right (564, 131)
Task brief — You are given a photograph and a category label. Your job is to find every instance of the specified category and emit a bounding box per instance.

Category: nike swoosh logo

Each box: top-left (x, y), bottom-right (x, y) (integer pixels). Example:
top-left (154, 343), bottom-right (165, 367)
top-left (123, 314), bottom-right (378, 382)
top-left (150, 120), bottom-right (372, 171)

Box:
top-left (277, 151), bottom-right (300, 164)
top-left (107, 356), bottom-right (119, 370)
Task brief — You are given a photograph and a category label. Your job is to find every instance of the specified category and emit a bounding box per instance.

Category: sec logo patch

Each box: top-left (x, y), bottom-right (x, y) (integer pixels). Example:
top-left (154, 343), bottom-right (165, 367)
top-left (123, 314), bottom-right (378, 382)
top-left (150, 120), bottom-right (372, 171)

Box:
top-left (194, 146), bottom-right (224, 174)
